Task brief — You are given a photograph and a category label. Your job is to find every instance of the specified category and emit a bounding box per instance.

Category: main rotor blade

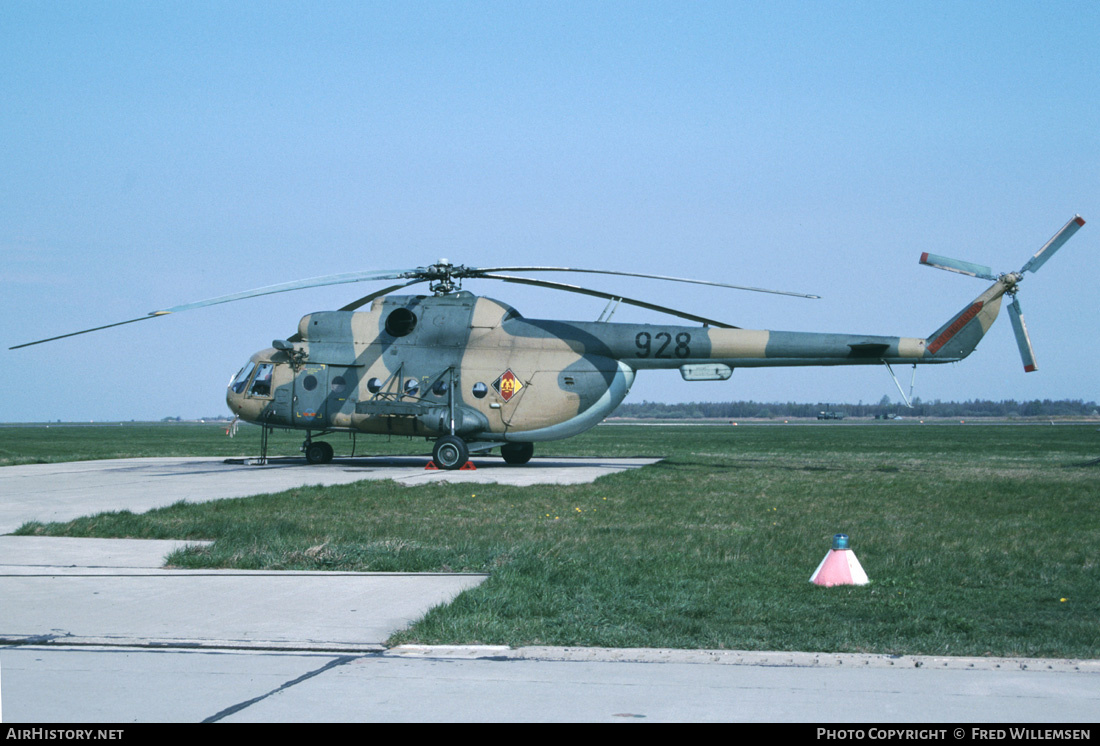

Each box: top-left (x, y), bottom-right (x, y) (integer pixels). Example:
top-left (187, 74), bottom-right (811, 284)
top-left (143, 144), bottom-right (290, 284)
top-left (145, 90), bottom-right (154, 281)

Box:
top-left (283, 279), bottom-right (431, 343)
top-left (468, 266), bottom-right (820, 299)
top-left (337, 279), bottom-right (429, 312)
top-left (1007, 297), bottom-right (1038, 373)
top-left (478, 273), bottom-right (740, 328)
top-left (9, 314), bottom-right (168, 349)
top-left (10, 268), bottom-right (420, 350)
top-left (159, 268), bottom-right (418, 314)
top-left (919, 253), bottom-right (996, 280)
top-left (1020, 215), bottom-right (1085, 274)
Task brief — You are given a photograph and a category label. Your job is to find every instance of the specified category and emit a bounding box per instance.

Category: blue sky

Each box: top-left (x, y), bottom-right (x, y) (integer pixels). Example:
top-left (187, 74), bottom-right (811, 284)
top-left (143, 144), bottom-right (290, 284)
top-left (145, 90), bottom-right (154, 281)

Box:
top-left (2, 1), bottom-right (1098, 421)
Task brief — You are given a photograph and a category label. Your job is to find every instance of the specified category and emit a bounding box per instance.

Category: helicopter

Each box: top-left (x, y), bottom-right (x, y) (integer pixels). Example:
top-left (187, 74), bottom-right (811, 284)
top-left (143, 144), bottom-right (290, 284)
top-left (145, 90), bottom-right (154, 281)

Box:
top-left (12, 215), bottom-right (1085, 469)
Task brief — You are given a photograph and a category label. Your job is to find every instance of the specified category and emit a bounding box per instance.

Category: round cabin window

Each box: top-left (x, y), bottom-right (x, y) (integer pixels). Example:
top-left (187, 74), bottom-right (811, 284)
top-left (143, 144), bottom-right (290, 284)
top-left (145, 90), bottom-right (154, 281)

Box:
top-left (302, 374), bottom-right (318, 391)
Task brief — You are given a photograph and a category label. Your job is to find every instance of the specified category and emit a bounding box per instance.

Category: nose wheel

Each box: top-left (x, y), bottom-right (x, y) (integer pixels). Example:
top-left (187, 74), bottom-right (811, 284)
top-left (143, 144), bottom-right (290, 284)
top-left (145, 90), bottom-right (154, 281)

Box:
top-left (432, 435), bottom-right (469, 470)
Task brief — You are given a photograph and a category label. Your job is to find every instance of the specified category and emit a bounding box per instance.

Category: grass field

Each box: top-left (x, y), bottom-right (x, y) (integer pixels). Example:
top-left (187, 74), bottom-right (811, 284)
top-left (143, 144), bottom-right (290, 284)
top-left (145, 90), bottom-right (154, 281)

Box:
top-left (5, 420), bottom-right (1099, 658)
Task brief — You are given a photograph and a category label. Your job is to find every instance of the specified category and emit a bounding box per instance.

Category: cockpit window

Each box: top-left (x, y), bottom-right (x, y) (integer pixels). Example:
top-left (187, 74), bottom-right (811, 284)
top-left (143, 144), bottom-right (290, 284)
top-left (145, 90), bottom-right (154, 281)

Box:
top-left (248, 363), bottom-right (274, 398)
top-left (229, 362), bottom-right (256, 394)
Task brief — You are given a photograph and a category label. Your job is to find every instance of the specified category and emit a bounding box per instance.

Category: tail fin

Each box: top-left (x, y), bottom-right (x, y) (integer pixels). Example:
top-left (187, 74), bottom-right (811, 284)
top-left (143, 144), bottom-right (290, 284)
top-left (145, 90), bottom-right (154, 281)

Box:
top-left (923, 280), bottom-right (1010, 362)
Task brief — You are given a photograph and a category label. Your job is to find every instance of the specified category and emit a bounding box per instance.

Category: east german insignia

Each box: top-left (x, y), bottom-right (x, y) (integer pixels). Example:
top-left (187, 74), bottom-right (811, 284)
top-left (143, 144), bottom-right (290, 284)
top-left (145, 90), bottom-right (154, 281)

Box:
top-left (492, 369), bottom-right (524, 402)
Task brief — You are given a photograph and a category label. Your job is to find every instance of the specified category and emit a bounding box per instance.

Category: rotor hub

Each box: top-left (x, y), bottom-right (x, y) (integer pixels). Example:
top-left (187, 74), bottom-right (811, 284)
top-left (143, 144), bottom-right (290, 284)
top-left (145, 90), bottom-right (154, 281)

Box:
top-left (425, 259), bottom-right (466, 295)
top-left (999, 271), bottom-right (1023, 296)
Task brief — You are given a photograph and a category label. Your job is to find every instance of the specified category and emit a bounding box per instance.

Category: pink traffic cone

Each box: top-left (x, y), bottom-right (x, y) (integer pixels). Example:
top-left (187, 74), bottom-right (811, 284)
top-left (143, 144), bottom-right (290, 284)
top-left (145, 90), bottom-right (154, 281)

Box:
top-left (810, 534), bottom-right (869, 587)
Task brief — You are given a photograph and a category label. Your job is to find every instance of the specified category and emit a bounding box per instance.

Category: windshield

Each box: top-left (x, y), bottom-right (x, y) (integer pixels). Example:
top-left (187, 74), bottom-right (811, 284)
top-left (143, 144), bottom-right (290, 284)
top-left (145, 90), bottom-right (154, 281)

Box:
top-left (229, 362), bottom-right (255, 394)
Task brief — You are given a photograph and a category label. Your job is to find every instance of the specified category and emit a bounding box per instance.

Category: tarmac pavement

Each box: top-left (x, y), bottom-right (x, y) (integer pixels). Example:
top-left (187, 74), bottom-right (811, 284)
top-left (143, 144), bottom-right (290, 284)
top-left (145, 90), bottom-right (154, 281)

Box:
top-left (3, 643), bottom-right (1098, 723)
top-left (1, 457), bottom-right (1098, 723)
top-left (0, 455), bottom-right (660, 533)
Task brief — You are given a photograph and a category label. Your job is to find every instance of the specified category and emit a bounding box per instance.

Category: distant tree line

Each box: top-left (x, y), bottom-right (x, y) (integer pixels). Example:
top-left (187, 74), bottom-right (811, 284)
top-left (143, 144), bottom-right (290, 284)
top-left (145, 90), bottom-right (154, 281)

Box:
top-left (613, 398), bottom-right (1099, 419)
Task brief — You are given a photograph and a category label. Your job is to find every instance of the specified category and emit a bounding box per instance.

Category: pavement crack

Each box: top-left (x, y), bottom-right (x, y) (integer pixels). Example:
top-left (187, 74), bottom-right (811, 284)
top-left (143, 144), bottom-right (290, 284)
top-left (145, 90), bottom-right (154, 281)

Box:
top-left (202, 654), bottom-right (362, 722)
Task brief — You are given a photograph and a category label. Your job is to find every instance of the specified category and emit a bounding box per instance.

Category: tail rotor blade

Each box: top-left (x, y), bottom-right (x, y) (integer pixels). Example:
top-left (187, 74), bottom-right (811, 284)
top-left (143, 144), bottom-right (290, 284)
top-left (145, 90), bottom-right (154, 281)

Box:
top-left (919, 253), bottom-right (996, 280)
top-left (1020, 215), bottom-right (1086, 274)
top-left (1007, 297), bottom-right (1038, 372)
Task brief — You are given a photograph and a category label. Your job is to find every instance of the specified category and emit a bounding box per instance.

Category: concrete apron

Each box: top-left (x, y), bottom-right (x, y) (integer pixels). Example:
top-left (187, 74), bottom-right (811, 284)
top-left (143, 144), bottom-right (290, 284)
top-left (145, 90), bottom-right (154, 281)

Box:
top-left (0, 457), bottom-right (657, 651)
top-left (1, 536), bottom-right (487, 651)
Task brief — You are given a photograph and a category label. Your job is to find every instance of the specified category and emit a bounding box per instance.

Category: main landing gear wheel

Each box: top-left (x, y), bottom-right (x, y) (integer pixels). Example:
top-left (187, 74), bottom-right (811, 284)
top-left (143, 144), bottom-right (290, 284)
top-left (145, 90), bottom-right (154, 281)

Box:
top-left (500, 442), bottom-right (534, 465)
top-left (305, 441), bottom-right (334, 465)
top-left (433, 435), bottom-right (469, 470)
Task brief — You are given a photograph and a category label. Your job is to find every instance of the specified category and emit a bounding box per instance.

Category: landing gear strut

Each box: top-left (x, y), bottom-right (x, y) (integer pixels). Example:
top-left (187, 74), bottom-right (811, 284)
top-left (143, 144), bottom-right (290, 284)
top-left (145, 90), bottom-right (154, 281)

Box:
top-left (432, 435), bottom-right (469, 470)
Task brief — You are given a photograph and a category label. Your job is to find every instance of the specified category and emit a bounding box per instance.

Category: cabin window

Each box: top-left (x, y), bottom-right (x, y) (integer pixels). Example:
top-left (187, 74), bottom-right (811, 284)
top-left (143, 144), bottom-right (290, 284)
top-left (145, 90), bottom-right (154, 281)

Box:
top-left (385, 308), bottom-right (418, 337)
top-left (472, 382), bottom-right (488, 399)
top-left (404, 378), bottom-right (420, 396)
top-left (367, 377), bottom-right (383, 394)
top-left (302, 374), bottom-right (318, 392)
top-left (330, 375), bottom-right (348, 395)
top-left (229, 362), bottom-right (255, 394)
top-left (248, 363), bottom-right (274, 398)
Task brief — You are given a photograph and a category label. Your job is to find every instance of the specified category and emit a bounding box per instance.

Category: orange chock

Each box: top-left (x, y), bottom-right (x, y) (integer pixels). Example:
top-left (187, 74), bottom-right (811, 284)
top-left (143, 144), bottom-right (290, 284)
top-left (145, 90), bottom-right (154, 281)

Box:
top-left (425, 460), bottom-right (477, 471)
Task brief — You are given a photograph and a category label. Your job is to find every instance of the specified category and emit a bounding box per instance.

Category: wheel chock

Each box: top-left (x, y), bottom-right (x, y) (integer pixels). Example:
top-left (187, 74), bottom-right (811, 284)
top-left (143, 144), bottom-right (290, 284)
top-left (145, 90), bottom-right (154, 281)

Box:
top-left (424, 461), bottom-right (477, 471)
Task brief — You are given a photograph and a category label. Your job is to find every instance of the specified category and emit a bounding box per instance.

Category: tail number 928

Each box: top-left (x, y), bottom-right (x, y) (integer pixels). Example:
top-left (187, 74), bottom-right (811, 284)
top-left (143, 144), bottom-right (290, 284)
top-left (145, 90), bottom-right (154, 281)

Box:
top-left (635, 331), bottom-right (691, 359)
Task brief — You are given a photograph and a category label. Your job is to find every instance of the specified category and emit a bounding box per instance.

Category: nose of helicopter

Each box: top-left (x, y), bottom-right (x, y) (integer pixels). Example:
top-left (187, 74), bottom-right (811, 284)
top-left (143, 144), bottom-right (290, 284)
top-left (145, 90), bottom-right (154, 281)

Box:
top-left (225, 381), bottom-right (242, 415)
top-left (226, 362), bottom-right (252, 414)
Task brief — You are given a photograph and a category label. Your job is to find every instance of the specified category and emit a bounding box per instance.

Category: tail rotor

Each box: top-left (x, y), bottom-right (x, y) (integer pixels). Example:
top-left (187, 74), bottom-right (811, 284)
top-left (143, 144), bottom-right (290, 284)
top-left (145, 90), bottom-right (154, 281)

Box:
top-left (919, 215), bottom-right (1085, 373)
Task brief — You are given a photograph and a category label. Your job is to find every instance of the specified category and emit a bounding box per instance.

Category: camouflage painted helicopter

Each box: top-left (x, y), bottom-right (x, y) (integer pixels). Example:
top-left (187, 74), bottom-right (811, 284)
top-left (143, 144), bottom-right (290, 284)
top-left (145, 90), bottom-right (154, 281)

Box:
top-left (12, 215), bottom-right (1084, 469)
